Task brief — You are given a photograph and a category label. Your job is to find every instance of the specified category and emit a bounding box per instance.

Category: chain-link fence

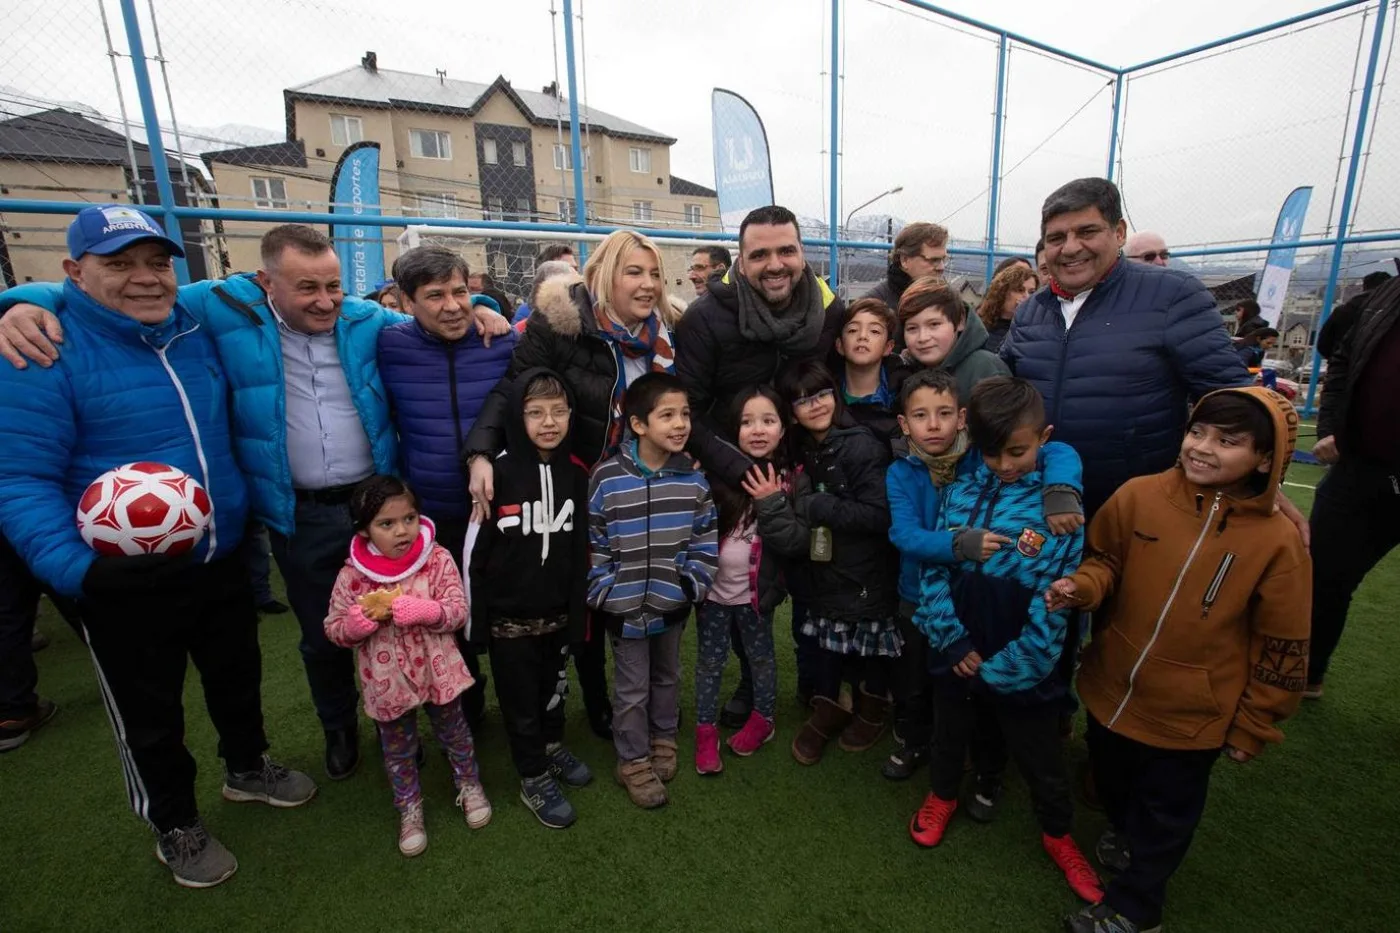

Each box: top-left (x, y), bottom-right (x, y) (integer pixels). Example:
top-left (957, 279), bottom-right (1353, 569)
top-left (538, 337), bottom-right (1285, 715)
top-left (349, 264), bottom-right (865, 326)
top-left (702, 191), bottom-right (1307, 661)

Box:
top-left (2, 0), bottom-right (1398, 410)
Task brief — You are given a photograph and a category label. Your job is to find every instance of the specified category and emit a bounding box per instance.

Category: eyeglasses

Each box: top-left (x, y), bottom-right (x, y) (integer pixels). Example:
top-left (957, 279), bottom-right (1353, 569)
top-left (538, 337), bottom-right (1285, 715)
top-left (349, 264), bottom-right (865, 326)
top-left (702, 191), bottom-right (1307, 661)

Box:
top-left (523, 405), bottom-right (571, 422)
top-left (1129, 250), bottom-right (1170, 262)
top-left (793, 388), bottom-right (835, 409)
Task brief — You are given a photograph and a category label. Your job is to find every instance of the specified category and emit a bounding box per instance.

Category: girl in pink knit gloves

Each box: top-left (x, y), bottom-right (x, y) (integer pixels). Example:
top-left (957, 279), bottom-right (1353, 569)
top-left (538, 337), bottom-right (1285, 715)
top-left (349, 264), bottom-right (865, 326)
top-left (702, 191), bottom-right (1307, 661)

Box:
top-left (324, 475), bottom-right (490, 857)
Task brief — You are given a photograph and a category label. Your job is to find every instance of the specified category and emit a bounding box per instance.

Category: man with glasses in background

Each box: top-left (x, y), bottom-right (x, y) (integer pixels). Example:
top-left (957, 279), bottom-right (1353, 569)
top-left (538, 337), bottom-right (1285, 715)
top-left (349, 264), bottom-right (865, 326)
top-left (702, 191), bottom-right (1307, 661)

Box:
top-left (687, 246), bottom-right (732, 299)
top-left (1124, 231), bottom-right (1170, 266)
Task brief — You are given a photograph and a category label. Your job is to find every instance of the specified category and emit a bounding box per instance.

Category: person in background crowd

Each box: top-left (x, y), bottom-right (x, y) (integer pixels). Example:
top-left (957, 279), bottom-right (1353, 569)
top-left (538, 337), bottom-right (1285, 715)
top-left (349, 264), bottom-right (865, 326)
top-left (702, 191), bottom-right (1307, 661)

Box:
top-left (1236, 327), bottom-right (1279, 369)
top-left (465, 229), bottom-right (685, 741)
top-left (866, 222), bottom-right (950, 312)
top-left (1124, 231), bottom-right (1170, 267)
top-left (539, 243), bottom-right (579, 271)
top-left (1232, 299), bottom-right (1270, 344)
top-left (0, 223), bottom-right (512, 783)
top-left (688, 246), bottom-right (733, 298)
top-left (467, 271), bottom-right (511, 318)
top-left (1307, 276), bottom-right (1400, 700)
top-left (993, 256), bottom-right (1034, 278)
top-left (1318, 270), bottom-right (1393, 360)
top-left (243, 523), bottom-right (289, 615)
top-left (0, 533), bottom-right (81, 752)
top-left (365, 280), bottom-right (401, 311)
top-left (980, 265), bottom-right (1040, 354)
top-left (0, 206), bottom-right (315, 888)
top-left (1035, 238), bottom-right (1049, 285)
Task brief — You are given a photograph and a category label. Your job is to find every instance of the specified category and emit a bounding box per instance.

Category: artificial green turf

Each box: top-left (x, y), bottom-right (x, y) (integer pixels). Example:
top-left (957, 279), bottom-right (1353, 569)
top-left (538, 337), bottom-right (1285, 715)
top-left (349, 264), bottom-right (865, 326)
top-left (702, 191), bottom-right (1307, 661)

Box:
top-left (4, 444), bottom-right (1398, 931)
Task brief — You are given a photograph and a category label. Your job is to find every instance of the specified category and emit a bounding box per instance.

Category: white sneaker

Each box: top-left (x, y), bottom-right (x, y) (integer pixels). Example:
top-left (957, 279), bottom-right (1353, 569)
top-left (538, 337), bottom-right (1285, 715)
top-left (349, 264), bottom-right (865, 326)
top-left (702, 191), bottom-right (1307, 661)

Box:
top-left (456, 782), bottom-right (492, 829)
top-left (398, 801), bottom-right (427, 857)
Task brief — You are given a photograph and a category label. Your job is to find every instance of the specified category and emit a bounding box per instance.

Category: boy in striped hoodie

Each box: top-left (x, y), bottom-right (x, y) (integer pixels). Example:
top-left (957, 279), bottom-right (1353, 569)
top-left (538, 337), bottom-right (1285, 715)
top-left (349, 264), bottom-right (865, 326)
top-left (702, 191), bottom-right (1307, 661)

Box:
top-left (587, 372), bottom-right (718, 808)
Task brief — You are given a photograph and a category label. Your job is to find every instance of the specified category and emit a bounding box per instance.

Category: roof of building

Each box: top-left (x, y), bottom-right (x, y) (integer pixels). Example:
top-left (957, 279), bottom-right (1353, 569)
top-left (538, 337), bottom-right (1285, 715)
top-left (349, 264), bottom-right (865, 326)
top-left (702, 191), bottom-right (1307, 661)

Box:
top-left (0, 108), bottom-right (178, 168)
top-left (202, 139), bottom-right (308, 169)
top-left (669, 175), bottom-right (716, 198)
top-left (285, 66), bottom-right (676, 144)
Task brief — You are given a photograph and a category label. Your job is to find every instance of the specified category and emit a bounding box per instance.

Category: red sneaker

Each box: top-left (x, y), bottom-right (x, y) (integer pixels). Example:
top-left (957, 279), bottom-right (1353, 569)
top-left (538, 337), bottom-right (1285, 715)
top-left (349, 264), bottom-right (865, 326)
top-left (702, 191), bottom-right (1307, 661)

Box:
top-left (694, 724), bottom-right (723, 775)
top-left (1043, 832), bottom-right (1105, 903)
top-left (909, 793), bottom-right (958, 847)
top-left (727, 711), bottom-right (775, 757)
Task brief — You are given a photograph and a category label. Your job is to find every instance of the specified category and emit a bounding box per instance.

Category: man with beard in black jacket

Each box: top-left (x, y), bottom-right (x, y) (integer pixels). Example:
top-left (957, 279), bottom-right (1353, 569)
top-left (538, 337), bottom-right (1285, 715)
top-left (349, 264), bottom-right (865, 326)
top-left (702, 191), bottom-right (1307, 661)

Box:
top-left (675, 205), bottom-right (844, 721)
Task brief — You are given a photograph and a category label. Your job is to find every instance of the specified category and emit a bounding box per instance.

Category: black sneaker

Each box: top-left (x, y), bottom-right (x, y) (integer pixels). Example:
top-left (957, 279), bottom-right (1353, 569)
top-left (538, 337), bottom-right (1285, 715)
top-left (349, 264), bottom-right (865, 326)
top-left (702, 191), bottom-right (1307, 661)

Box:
top-left (0, 698), bottom-right (57, 753)
top-left (155, 820), bottom-right (238, 888)
top-left (880, 742), bottom-right (929, 781)
top-left (546, 742), bottom-right (593, 787)
top-left (31, 630), bottom-right (50, 652)
top-left (719, 686), bottom-right (753, 729)
top-left (964, 776), bottom-right (1003, 824)
top-left (1095, 827), bottom-right (1131, 873)
top-left (520, 774), bottom-right (576, 829)
top-left (256, 599), bottom-right (290, 615)
top-left (1064, 903), bottom-right (1160, 933)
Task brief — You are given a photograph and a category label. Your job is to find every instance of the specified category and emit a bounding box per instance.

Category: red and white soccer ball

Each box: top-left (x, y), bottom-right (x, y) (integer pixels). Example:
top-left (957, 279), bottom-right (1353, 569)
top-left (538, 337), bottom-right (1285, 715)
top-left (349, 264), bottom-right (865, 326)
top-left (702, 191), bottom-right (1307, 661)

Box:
top-left (76, 462), bottom-right (212, 557)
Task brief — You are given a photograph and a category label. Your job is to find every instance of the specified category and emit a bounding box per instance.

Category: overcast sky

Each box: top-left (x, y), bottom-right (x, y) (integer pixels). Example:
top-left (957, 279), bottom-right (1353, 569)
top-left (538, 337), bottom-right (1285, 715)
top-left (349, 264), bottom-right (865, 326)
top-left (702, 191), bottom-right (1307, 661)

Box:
top-left (3, 0), bottom-right (1396, 250)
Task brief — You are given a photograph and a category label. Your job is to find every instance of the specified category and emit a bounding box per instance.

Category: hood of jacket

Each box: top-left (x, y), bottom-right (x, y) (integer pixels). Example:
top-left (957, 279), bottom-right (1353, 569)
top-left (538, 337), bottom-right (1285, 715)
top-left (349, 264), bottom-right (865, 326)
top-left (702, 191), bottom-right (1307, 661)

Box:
top-left (503, 365), bottom-right (579, 462)
top-left (1173, 386), bottom-right (1298, 517)
top-left (946, 312), bottom-right (993, 370)
top-left (532, 271), bottom-right (597, 340)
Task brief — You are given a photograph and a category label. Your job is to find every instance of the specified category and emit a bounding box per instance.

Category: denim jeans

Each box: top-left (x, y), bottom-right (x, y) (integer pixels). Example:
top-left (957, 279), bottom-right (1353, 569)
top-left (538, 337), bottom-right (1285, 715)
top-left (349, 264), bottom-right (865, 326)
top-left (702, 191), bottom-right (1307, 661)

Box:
top-left (695, 601), bottom-right (777, 724)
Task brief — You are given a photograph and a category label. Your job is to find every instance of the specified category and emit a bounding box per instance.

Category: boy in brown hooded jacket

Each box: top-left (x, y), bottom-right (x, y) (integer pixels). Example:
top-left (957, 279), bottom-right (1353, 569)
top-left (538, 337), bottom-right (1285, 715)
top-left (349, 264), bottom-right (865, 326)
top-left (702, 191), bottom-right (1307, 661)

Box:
top-left (1049, 387), bottom-right (1310, 933)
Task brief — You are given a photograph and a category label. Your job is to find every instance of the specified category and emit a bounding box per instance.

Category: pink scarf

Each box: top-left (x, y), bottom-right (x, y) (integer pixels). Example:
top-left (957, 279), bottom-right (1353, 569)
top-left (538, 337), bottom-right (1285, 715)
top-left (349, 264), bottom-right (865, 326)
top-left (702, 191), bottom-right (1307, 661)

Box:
top-left (349, 516), bottom-right (436, 584)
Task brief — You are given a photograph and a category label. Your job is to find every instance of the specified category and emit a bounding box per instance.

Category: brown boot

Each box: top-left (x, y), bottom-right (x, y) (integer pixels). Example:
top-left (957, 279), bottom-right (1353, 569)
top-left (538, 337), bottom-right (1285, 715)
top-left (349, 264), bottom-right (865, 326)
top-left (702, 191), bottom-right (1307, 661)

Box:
top-left (839, 687), bottom-right (892, 752)
top-left (791, 696), bottom-right (854, 765)
top-left (614, 757), bottom-right (667, 809)
top-left (650, 737), bottom-right (679, 783)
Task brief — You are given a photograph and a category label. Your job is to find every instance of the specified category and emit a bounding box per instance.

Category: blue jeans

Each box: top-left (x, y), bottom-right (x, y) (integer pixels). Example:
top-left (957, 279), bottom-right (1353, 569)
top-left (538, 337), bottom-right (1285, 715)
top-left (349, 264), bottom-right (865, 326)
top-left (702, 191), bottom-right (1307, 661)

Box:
top-left (269, 500), bottom-right (360, 731)
top-left (695, 602), bottom-right (777, 724)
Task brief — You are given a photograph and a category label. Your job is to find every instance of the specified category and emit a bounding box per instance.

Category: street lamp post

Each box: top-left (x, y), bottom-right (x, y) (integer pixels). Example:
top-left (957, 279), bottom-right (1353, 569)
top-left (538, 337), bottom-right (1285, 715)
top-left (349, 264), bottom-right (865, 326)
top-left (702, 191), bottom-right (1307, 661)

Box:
top-left (844, 185), bottom-right (904, 238)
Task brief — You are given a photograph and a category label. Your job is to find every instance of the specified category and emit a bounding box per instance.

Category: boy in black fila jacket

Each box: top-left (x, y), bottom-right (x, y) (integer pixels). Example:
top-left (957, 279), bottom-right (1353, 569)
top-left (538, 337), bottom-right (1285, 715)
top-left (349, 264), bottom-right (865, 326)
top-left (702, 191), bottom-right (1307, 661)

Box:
top-left (467, 369), bottom-right (592, 829)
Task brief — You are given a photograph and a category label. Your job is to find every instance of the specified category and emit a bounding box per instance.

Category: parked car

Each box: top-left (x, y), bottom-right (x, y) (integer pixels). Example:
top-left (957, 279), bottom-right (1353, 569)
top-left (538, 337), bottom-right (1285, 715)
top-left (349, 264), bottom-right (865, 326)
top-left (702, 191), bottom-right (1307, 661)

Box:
top-left (1260, 357), bottom-right (1296, 378)
top-left (1296, 358), bottom-right (1327, 384)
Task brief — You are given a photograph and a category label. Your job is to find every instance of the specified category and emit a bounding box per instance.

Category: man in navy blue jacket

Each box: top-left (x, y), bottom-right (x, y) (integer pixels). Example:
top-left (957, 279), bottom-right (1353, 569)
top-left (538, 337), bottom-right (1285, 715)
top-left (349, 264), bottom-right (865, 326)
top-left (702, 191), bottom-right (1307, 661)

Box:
top-left (1000, 178), bottom-right (1253, 519)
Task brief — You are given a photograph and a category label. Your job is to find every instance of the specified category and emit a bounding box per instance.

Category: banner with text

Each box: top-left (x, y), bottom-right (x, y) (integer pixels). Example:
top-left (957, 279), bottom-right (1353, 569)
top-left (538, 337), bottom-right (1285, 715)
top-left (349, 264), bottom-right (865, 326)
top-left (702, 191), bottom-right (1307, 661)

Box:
top-left (328, 141), bottom-right (385, 298)
top-left (1256, 186), bottom-right (1312, 326)
top-left (712, 89), bottom-right (774, 232)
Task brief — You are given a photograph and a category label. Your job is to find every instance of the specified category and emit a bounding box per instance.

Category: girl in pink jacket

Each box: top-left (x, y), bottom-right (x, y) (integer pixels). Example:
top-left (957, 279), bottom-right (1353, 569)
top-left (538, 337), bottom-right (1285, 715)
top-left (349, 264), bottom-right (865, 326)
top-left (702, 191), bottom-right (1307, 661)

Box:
top-left (324, 475), bottom-right (490, 857)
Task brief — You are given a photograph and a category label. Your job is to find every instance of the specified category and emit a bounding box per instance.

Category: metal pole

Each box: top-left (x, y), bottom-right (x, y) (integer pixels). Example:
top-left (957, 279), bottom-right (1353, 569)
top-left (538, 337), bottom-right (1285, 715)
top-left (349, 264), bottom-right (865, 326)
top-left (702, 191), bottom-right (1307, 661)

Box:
top-left (98, 0), bottom-right (145, 206)
top-left (116, 0), bottom-right (189, 283)
top-left (985, 33), bottom-right (1009, 283)
top-left (561, 0), bottom-right (589, 264)
top-left (145, 0), bottom-right (191, 198)
top-left (828, 0), bottom-right (841, 288)
top-left (1105, 72), bottom-right (1125, 181)
top-left (1305, 0), bottom-right (1389, 415)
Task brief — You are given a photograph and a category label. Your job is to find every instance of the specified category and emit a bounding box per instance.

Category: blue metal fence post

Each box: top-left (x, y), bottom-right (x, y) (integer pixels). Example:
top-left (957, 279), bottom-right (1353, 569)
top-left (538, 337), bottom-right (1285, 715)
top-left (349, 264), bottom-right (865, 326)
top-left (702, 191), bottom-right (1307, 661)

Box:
top-left (117, 0), bottom-right (189, 284)
top-left (828, 0), bottom-right (841, 288)
top-left (561, 0), bottom-right (590, 263)
top-left (985, 32), bottom-right (1009, 283)
top-left (1304, 0), bottom-right (1389, 415)
top-left (1105, 72), bottom-right (1125, 182)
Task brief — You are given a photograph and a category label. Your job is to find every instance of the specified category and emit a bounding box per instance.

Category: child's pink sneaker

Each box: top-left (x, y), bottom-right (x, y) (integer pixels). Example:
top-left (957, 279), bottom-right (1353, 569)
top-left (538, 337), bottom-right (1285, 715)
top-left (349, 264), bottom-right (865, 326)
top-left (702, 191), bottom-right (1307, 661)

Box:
top-left (727, 711), bottom-right (775, 757)
top-left (695, 724), bottom-right (723, 775)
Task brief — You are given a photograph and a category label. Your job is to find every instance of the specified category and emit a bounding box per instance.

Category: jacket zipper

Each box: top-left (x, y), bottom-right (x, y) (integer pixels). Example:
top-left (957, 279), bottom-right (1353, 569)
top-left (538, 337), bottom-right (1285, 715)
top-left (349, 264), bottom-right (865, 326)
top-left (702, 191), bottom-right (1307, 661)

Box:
top-left (150, 325), bottom-right (219, 561)
top-left (1107, 491), bottom-right (1222, 728)
top-left (1200, 552), bottom-right (1235, 617)
top-left (444, 344), bottom-right (464, 455)
top-left (641, 475), bottom-right (653, 623)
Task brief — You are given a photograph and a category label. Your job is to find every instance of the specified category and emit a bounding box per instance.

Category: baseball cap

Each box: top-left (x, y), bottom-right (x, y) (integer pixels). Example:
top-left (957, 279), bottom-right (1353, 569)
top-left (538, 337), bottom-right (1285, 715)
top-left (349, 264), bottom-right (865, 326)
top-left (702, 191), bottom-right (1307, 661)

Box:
top-left (66, 205), bottom-right (185, 260)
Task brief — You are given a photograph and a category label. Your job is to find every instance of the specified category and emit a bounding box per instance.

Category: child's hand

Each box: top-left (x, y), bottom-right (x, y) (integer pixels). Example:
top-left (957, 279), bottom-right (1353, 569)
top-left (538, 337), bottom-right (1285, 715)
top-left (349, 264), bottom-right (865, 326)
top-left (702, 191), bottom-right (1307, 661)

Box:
top-left (1223, 745), bottom-right (1255, 764)
top-left (741, 463), bottom-right (784, 501)
top-left (978, 534), bottom-right (1011, 562)
top-left (344, 606), bottom-right (381, 640)
top-left (953, 650), bottom-right (983, 678)
top-left (1046, 512), bottom-right (1085, 536)
top-left (1045, 578), bottom-right (1080, 611)
top-left (391, 595), bottom-right (446, 628)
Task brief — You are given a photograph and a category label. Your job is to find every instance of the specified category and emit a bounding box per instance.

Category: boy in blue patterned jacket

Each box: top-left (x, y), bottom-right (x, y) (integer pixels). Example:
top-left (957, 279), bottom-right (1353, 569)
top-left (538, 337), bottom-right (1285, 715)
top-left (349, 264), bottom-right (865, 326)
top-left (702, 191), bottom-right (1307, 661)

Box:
top-left (587, 372), bottom-right (718, 809)
top-left (910, 377), bottom-right (1104, 906)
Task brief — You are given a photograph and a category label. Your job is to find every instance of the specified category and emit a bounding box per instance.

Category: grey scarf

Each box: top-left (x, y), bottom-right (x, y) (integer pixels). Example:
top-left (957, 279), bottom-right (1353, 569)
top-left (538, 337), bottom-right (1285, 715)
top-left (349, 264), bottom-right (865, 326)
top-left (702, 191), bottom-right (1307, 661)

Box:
top-left (734, 266), bottom-right (827, 357)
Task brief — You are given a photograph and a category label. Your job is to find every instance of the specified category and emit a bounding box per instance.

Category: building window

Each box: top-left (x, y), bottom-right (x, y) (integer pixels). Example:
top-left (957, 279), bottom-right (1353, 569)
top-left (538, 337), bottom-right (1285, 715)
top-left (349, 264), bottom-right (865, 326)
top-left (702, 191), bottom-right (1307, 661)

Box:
top-left (511, 141), bottom-right (527, 166)
top-left (250, 176), bottom-right (288, 209)
top-left (553, 144), bottom-right (572, 171)
top-left (515, 197), bottom-right (532, 220)
top-left (628, 147), bottom-right (651, 173)
top-left (485, 196), bottom-right (504, 221)
top-left (410, 128), bottom-right (452, 160)
top-left (482, 138), bottom-right (498, 165)
top-left (558, 199), bottom-right (576, 224)
top-left (329, 113), bottom-right (363, 147)
top-left (491, 252), bottom-right (509, 280)
top-left (416, 192), bottom-right (458, 219)
top-left (684, 204), bottom-right (702, 226)
top-left (632, 200), bottom-right (653, 223)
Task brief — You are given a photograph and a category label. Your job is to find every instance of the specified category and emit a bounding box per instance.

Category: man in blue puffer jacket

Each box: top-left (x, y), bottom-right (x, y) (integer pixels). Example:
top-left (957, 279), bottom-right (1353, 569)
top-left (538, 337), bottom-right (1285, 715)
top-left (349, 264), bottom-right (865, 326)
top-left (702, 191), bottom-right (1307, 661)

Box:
top-left (1000, 178), bottom-right (1251, 518)
top-left (0, 207), bottom-right (315, 888)
top-left (0, 223), bottom-right (511, 782)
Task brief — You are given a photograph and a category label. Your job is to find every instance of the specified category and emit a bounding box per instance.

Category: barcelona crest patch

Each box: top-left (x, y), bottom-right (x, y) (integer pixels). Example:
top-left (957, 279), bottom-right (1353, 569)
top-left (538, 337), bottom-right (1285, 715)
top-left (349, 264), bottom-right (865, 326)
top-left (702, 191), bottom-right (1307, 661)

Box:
top-left (1016, 527), bottom-right (1046, 558)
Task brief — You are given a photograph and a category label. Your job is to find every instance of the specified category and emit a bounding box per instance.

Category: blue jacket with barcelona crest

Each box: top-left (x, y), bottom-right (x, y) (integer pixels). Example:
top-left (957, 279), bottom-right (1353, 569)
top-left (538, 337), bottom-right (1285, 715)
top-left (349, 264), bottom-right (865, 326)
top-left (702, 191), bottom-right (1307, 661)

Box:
top-left (912, 453), bottom-right (1084, 705)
